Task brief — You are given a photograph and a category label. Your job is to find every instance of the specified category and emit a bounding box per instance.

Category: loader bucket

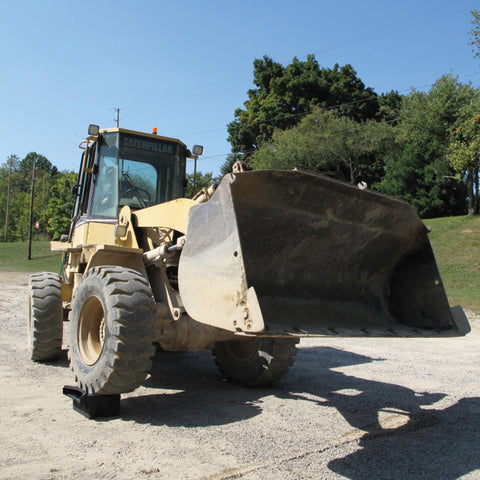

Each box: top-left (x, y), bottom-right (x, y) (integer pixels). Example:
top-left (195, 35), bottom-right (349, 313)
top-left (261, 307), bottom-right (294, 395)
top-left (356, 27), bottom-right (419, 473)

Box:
top-left (178, 170), bottom-right (470, 337)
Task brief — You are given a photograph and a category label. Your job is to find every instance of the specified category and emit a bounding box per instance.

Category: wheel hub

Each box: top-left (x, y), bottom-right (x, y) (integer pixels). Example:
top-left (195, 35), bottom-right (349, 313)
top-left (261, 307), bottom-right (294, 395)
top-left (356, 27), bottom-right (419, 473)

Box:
top-left (78, 295), bottom-right (105, 365)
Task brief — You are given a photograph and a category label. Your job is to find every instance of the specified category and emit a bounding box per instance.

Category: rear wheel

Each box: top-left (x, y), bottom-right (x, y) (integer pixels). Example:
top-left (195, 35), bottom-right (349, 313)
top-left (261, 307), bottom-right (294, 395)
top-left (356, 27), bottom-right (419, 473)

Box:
top-left (69, 266), bottom-right (157, 394)
top-left (28, 272), bottom-right (63, 361)
top-left (212, 337), bottom-right (299, 386)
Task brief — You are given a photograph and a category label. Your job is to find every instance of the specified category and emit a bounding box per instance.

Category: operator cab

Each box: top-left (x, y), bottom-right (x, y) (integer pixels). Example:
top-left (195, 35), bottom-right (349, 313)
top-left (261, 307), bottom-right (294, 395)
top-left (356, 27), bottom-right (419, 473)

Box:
top-left (74, 126), bottom-right (201, 221)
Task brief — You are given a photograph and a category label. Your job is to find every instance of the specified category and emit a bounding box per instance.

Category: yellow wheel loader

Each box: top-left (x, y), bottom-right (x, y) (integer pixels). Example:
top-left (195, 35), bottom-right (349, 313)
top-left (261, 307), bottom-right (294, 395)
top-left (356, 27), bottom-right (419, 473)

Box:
top-left (28, 125), bottom-right (470, 395)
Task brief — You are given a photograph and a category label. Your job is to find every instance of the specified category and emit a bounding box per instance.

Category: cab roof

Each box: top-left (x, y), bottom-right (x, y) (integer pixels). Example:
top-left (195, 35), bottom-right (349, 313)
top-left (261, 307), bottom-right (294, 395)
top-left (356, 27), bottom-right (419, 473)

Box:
top-left (100, 127), bottom-right (188, 149)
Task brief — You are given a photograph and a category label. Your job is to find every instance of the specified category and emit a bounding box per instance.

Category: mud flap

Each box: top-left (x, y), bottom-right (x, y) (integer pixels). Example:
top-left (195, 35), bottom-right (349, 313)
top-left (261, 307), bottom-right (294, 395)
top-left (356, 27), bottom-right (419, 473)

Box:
top-left (178, 170), bottom-right (469, 337)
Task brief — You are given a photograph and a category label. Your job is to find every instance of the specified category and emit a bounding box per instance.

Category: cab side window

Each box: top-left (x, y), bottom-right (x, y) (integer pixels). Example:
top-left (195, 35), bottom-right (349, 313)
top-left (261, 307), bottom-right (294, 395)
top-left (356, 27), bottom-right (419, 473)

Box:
top-left (89, 156), bottom-right (118, 218)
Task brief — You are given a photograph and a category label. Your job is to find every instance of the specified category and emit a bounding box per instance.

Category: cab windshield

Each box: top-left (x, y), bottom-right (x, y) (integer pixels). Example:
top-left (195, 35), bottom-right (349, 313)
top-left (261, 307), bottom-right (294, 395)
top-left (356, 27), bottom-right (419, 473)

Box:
top-left (88, 131), bottom-right (186, 218)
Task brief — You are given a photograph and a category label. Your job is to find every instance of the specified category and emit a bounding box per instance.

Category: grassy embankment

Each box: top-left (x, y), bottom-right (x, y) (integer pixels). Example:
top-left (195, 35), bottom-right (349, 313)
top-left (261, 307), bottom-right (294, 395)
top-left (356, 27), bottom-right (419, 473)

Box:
top-left (0, 240), bottom-right (63, 273)
top-left (0, 215), bottom-right (478, 311)
top-left (426, 215), bottom-right (480, 312)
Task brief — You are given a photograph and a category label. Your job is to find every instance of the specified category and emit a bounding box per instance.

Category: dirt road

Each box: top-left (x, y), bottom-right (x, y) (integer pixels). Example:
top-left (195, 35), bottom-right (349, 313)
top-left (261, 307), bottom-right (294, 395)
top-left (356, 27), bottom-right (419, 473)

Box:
top-left (0, 271), bottom-right (479, 480)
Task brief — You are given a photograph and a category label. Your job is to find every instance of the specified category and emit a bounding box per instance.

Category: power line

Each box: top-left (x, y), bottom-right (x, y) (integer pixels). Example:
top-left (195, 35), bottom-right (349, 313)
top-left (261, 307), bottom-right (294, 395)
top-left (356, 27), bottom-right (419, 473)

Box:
top-left (113, 1), bottom-right (477, 129)
top-left (121, 73), bottom-right (251, 125)
top-left (311, 1), bottom-right (474, 59)
top-left (188, 71), bottom-right (480, 167)
top-left (121, 72), bottom-right (251, 114)
top-left (185, 70), bottom-right (480, 139)
top-left (34, 68), bottom-right (480, 176)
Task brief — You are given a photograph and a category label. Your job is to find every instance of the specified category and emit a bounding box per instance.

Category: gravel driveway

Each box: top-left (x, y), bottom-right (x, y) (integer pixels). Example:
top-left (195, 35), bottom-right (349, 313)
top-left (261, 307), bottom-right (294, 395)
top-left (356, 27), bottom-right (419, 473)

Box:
top-left (0, 272), bottom-right (479, 480)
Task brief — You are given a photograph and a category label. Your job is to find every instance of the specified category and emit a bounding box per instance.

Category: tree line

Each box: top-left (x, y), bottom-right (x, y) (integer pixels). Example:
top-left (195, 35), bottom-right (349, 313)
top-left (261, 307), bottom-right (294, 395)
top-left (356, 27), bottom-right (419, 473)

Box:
top-left (1, 69), bottom-right (478, 245)
top-left (221, 56), bottom-right (479, 218)
top-left (218, 11), bottom-right (480, 217)
top-left (0, 153), bottom-right (76, 242)
top-left (2, 12), bottom-right (479, 242)
top-left (0, 152), bottom-right (208, 242)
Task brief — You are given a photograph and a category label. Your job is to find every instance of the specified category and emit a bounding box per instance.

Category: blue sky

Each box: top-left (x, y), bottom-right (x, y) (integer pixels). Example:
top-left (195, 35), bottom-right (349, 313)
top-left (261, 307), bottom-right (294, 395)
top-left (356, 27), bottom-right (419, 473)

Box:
top-left (0, 0), bottom-right (478, 176)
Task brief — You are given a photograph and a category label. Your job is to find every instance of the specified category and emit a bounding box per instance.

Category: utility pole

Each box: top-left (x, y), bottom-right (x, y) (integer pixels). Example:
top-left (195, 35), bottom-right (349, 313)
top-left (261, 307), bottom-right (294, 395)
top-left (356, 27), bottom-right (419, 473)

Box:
top-left (114, 107), bottom-right (121, 127)
top-left (4, 155), bottom-right (13, 242)
top-left (27, 156), bottom-right (36, 260)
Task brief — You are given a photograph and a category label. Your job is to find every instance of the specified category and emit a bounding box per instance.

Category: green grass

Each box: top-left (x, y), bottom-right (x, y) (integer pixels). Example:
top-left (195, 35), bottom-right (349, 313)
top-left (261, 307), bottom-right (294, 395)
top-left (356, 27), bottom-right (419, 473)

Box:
top-left (426, 215), bottom-right (480, 313)
top-left (0, 240), bottom-right (63, 273)
top-left (0, 215), bottom-right (478, 312)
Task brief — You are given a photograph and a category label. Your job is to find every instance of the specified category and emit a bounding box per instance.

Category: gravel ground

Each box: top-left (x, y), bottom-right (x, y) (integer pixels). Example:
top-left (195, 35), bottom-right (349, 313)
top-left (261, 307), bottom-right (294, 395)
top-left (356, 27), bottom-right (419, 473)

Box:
top-left (0, 271), bottom-right (479, 480)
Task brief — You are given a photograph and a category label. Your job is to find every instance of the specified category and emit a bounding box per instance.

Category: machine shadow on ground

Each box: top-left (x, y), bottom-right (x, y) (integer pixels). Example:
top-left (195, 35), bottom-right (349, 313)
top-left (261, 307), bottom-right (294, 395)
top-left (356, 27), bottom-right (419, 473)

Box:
top-left (327, 395), bottom-right (480, 480)
top-left (118, 345), bottom-right (480, 478)
top-left (120, 346), bottom-right (443, 430)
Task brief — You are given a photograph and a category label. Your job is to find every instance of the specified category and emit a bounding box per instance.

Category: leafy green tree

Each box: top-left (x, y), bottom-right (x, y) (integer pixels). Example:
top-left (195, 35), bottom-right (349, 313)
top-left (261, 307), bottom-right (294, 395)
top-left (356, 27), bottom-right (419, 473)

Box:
top-left (469, 9), bottom-right (480, 60)
top-left (0, 152), bottom-right (62, 241)
top-left (380, 143), bottom-right (466, 217)
top-left (46, 172), bottom-right (78, 239)
top-left (0, 155), bottom-right (34, 241)
top-left (448, 90), bottom-right (480, 214)
top-left (379, 75), bottom-right (473, 217)
top-left (227, 55), bottom-right (379, 157)
top-left (22, 153), bottom-right (59, 239)
top-left (377, 90), bottom-right (402, 124)
top-left (184, 171), bottom-right (221, 198)
top-left (0, 155), bottom-right (20, 241)
top-left (220, 153), bottom-right (242, 176)
top-left (18, 152), bottom-right (58, 183)
top-left (8, 190), bottom-right (30, 241)
top-left (251, 107), bottom-right (396, 186)
top-left (34, 174), bottom-right (59, 238)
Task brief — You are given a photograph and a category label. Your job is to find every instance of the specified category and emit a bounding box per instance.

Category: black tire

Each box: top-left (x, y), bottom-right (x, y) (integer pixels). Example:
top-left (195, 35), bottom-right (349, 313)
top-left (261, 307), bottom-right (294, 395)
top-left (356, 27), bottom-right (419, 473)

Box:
top-left (212, 337), bottom-right (299, 387)
top-left (69, 266), bottom-right (157, 395)
top-left (28, 272), bottom-right (63, 362)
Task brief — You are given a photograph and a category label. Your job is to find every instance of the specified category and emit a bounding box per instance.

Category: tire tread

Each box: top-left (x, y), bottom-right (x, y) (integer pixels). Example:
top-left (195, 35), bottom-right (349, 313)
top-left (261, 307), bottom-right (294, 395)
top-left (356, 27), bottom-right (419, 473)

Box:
top-left (28, 272), bottom-right (63, 362)
top-left (213, 337), bottom-right (299, 387)
top-left (70, 266), bottom-right (156, 394)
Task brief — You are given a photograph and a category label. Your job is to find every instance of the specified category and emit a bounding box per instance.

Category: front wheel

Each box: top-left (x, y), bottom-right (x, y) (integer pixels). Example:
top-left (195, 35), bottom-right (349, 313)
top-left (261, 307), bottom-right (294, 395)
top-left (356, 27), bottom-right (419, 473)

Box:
top-left (212, 337), bottom-right (299, 386)
top-left (69, 266), bottom-right (157, 394)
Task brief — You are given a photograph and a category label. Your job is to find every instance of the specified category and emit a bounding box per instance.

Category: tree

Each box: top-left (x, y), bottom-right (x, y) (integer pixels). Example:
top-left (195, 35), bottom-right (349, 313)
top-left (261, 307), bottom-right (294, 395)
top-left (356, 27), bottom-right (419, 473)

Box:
top-left (0, 155), bottom-right (19, 241)
top-left (469, 9), bottom-right (480, 60)
top-left (184, 171), bottom-right (221, 198)
top-left (380, 142), bottom-right (466, 217)
top-left (227, 55), bottom-right (379, 158)
top-left (46, 172), bottom-right (78, 239)
top-left (251, 107), bottom-right (396, 186)
top-left (439, 10), bottom-right (480, 216)
top-left (220, 153), bottom-right (241, 176)
top-left (377, 90), bottom-right (402, 124)
top-left (23, 153), bottom-right (59, 239)
top-left (448, 90), bottom-right (480, 215)
top-left (379, 75), bottom-right (473, 217)
top-left (18, 152), bottom-right (58, 182)
top-left (0, 152), bottom-right (66, 241)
